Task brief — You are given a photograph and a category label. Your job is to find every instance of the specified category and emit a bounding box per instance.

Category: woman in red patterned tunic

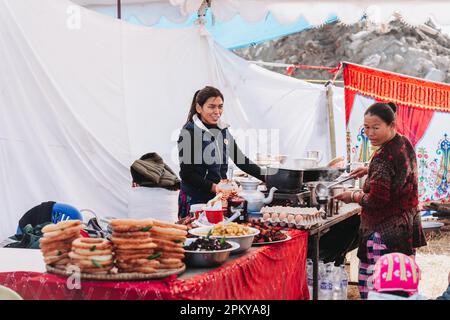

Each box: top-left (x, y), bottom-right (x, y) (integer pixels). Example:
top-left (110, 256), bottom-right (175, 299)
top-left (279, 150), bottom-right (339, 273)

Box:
top-left (336, 102), bottom-right (427, 299)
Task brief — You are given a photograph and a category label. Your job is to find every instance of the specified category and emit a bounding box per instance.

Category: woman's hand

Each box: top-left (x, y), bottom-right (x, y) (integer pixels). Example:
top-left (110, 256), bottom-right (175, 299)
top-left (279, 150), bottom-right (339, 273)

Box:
top-left (350, 167), bottom-right (368, 179)
top-left (211, 183), bottom-right (224, 194)
top-left (334, 191), bottom-right (354, 204)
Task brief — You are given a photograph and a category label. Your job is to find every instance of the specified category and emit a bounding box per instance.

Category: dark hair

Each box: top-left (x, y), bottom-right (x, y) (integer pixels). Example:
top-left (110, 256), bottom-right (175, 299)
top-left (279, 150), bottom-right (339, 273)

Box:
top-left (364, 102), bottom-right (397, 125)
top-left (186, 86), bottom-right (224, 124)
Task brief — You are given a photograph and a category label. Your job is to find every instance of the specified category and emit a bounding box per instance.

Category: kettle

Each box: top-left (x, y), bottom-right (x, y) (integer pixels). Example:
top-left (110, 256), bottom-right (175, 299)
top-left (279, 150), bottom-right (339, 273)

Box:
top-left (238, 179), bottom-right (277, 213)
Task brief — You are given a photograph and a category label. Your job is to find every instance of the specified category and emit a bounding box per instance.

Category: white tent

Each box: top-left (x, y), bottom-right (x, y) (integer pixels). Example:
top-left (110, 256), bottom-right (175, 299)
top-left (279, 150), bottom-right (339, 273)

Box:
top-left (0, 0), bottom-right (340, 239)
top-left (73, 0), bottom-right (450, 26)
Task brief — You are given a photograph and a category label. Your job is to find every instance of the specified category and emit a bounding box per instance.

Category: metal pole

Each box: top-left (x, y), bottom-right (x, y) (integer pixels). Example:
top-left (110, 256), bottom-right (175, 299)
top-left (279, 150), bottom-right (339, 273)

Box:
top-left (326, 85), bottom-right (337, 159)
top-left (117, 0), bottom-right (122, 19)
top-left (312, 234), bottom-right (320, 300)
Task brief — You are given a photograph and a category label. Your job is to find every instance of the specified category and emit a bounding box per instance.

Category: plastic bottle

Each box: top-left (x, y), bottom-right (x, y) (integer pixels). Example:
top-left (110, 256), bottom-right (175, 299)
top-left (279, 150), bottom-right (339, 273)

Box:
top-left (332, 265), bottom-right (342, 300)
top-left (339, 264), bottom-right (349, 300)
top-left (307, 259), bottom-right (313, 300)
top-left (318, 260), bottom-right (325, 300)
top-left (319, 262), bottom-right (333, 300)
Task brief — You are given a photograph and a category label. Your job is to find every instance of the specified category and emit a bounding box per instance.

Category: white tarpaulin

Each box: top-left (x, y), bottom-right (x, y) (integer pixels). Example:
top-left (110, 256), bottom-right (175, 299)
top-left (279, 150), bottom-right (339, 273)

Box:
top-left (0, 0), bottom-right (336, 239)
top-left (74, 0), bottom-right (450, 26)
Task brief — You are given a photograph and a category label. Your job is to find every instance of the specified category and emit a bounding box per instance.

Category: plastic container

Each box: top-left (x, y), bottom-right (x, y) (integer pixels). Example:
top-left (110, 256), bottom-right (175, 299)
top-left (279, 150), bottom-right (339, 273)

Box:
top-left (204, 209), bottom-right (224, 224)
top-left (190, 203), bottom-right (206, 219)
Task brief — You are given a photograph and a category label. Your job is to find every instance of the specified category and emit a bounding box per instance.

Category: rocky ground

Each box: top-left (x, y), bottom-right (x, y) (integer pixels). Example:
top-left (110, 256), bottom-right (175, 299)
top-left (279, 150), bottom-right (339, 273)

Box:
top-left (234, 18), bottom-right (450, 85)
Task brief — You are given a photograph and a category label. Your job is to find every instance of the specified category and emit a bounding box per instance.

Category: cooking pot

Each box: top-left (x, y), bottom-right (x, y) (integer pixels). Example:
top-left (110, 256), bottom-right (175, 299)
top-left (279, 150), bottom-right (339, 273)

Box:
top-left (265, 167), bottom-right (304, 193)
top-left (303, 167), bottom-right (346, 183)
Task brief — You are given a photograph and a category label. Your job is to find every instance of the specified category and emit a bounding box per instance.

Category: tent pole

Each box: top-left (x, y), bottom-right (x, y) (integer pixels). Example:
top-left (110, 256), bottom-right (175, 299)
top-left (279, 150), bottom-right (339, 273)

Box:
top-left (117, 0), bottom-right (122, 19)
top-left (326, 84), bottom-right (337, 159)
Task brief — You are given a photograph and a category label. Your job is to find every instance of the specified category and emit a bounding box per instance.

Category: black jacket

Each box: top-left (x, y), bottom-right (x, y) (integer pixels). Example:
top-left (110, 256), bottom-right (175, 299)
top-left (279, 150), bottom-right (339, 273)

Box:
top-left (178, 115), bottom-right (264, 203)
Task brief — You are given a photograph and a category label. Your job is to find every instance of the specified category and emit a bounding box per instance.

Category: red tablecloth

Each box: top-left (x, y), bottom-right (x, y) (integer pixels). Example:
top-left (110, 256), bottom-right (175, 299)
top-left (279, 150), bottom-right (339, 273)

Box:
top-left (0, 230), bottom-right (309, 300)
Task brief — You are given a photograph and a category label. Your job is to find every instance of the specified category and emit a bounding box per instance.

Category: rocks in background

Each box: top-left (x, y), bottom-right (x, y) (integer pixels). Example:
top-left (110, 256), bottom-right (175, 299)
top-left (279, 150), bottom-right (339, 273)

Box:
top-left (233, 18), bottom-right (450, 84)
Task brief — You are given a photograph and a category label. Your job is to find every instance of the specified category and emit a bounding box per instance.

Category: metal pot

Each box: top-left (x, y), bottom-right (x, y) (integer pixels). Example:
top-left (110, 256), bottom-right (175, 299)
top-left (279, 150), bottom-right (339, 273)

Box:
top-left (265, 167), bottom-right (304, 193)
top-left (303, 167), bottom-right (346, 183)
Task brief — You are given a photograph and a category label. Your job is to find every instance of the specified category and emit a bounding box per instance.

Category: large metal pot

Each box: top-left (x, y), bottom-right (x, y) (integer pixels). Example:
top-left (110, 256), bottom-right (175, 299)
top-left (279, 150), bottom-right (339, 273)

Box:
top-left (265, 167), bottom-right (304, 193)
top-left (303, 167), bottom-right (346, 183)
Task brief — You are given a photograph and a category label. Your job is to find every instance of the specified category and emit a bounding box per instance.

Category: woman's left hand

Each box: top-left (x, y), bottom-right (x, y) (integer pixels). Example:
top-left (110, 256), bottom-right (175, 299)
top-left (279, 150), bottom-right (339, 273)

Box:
top-left (334, 191), bottom-right (354, 204)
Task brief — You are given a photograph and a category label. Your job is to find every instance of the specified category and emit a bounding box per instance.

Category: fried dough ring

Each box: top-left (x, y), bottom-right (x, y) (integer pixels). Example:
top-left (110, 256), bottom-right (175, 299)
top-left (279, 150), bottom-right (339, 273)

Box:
top-left (70, 258), bottom-right (113, 268)
top-left (44, 253), bottom-right (69, 265)
top-left (114, 249), bottom-right (155, 255)
top-left (157, 262), bottom-right (184, 269)
top-left (111, 231), bottom-right (151, 239)
top-left (40, 239), bottom-right (73, 250)
top-left (118, 266), bottom-right (157, 274)
top-left (41, 248), bottom-right (71, 257)
top-left (151, 226), bottom-right (187, 237)
top-left (42, 220), bottom-right (81, 233)
top-left (116, 259), bottom-right (160, 269)
top-left (160, 252), bottom-right (185, 260)
top-left (111, 237), bottom-right (155, 245)
top-left (72, 237), bottom-right (112, 250)
top-left (110, 219), bottom-right (153, 227)
top-left (39, 231), bottom-right (80, 244)
top-left (115, 252), bottom-right (156, 261)
top-left (158, 258), bottom-right (183, 265)
top-left (69, 251), bottom-right (113, 261)
top-left (72, 248), bottom-right (112, 256)
top-left (151, 233), bottom-right (187, 242)
top-left (43, 225), bottom-right (82, 238)
top-left (151, 219), bottom-right (188, 231)
top-left (113, 242), bottom-right (157, 250)
top-left (152, 238), bottom-right (184, 248)
top-left (67, 264), bottom-right (113, 274)
top-left (53, 258), bottom-right (70, 266)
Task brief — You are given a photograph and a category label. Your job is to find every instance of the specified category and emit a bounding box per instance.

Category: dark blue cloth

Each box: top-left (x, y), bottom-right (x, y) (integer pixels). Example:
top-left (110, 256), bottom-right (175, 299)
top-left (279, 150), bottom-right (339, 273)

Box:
top-left (178, 120), bottom-right (230, 202)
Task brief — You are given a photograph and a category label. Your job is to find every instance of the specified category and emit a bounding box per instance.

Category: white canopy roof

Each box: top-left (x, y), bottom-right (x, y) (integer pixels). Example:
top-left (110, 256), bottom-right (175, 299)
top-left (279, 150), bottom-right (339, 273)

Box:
top-left (72, 0), bottom-right (450, 26)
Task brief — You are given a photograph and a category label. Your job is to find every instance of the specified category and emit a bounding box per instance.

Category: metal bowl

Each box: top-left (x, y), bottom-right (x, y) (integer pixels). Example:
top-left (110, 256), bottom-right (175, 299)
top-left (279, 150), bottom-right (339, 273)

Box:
top-left (422, 221), bottom-right (444, 233)
top-left (183, 238), bottom-right (240, 267)
top-left (189, 226), bottom-right (260, 254)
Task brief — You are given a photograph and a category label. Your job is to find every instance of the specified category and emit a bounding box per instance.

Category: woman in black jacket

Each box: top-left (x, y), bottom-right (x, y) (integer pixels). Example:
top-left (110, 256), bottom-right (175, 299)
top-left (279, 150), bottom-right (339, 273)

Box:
top-left (177, 86), bottom-right (265, 218)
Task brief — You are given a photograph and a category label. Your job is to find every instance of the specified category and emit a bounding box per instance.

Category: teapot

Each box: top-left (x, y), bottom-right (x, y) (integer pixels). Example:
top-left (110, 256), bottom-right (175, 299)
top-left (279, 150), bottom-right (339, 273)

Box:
top-left (237, 178), bottom-right (277, 213)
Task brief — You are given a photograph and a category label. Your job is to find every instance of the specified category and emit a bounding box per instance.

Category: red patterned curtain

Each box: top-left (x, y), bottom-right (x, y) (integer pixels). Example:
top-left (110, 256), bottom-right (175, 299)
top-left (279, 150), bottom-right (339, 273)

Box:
top-left (343, 63), bottom-right (450, 146)
top-left (395, 104), bottom-right (435, 147)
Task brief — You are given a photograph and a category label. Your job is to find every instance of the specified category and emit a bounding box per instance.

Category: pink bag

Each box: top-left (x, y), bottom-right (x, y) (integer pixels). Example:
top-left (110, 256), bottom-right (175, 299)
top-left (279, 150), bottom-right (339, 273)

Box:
top-left (371, 253), bottom-right (421, 294)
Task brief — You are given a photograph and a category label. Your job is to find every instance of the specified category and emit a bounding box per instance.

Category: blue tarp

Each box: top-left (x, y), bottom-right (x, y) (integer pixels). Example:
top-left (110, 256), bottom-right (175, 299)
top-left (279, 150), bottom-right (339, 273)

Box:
top-left (124, 11), bottom-right (337, 49)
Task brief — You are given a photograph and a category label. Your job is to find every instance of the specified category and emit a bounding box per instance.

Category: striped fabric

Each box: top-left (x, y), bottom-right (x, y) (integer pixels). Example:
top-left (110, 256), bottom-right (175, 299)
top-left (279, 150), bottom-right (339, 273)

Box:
top-left (358, 232), bottom-right (387, 299)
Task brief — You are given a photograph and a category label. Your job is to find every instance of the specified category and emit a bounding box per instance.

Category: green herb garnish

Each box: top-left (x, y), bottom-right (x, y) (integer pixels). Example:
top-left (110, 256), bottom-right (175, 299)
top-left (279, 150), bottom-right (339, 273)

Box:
top-left (90, 245), bottom-right (96, 252)
top-left (207, 229), bottom-right (213, 239)
top-left (220, 237), bottom-right (226, 246)
top-left (173, 240), bottom-right (183, 244)
top-left (56, 250), bottom-right (62, 256)
top-left (147, 252), bottom-right (162, 260)
top-left (141, 226), bottom-right (153, 232)
top-left (92, 260), bottom-right (103, 268)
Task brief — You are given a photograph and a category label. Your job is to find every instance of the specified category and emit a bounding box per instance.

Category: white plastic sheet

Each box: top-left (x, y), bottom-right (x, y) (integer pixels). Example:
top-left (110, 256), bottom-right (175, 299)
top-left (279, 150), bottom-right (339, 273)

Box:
top-left (0, 0), bottom-right (333, 239)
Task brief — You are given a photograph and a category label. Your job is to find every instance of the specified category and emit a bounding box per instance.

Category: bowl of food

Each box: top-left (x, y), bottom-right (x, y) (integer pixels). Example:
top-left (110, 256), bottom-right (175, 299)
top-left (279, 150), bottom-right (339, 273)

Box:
top-left (183, 237), bottom-right (240, 267)
top-left (189, 223), bottom-right (259, 253)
